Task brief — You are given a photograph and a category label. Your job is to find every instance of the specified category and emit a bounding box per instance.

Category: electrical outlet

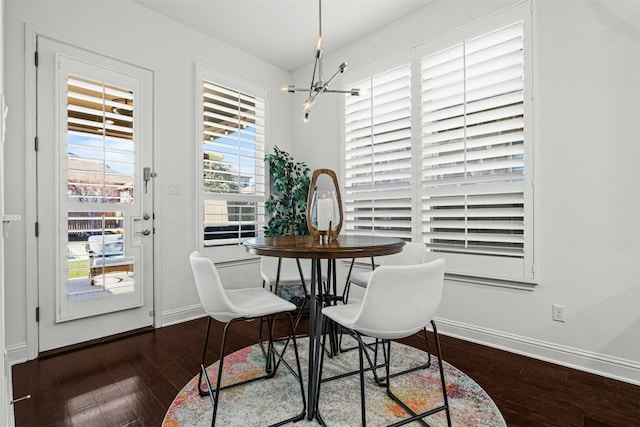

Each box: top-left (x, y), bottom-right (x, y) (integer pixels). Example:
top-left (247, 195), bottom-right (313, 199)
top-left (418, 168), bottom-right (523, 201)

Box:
top-left (552, 304), bottom-right (566, 322)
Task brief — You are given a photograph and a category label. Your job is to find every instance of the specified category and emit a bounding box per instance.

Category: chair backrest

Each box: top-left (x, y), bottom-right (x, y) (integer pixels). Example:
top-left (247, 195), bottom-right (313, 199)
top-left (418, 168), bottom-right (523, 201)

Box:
top-left (351, 258), bottom-right (445, 340)
top-left (189, 251), bottom-right (238, 321)
top-left (380, 241), bottom-right (427, 267)
top-left (260, 256), bottom-right (311, 284)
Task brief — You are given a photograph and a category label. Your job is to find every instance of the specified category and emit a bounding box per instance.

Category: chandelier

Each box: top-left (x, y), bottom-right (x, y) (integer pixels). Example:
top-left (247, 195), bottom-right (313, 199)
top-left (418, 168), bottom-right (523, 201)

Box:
top-left (281, 0), bottom-right (360, 123)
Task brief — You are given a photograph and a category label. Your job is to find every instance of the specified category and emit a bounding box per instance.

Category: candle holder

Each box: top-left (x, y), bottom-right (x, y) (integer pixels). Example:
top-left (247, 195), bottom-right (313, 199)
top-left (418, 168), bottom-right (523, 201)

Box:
top-left (306, 169), bottom-right (343, 242)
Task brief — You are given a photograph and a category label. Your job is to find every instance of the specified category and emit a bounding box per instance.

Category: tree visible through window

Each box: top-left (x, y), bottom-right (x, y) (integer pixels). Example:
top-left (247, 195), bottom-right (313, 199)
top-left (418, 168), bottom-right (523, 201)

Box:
top-left (200, 74), bottom-right (266, 246)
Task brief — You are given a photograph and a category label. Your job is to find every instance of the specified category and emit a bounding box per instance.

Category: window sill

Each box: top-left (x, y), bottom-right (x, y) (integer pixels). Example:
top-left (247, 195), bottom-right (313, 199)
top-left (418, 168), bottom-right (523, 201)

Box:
top-left (342, 260), bottom-right (537, 291)
top-left (445, 273), bottom-right (537, 291)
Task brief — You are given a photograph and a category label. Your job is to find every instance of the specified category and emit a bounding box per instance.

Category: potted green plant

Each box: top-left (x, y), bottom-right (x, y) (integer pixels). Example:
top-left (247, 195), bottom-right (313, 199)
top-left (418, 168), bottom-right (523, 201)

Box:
top-left (264, 146), bottom-right (310, 236)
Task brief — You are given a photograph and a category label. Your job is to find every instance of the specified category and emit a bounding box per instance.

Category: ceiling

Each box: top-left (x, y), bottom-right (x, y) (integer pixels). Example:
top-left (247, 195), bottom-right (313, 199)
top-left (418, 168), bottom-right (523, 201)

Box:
top-left (133, 0), bottom-right (431, 71)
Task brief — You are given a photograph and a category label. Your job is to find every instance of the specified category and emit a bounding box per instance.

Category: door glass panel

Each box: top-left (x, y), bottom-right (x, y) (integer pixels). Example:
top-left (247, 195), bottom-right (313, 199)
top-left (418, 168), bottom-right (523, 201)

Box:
top-left (58, 65), bottom-right (141, 321)
top-left (66, 75), bottom-right (135, 203)
top-left (67, 211), bottom-right (135, 301)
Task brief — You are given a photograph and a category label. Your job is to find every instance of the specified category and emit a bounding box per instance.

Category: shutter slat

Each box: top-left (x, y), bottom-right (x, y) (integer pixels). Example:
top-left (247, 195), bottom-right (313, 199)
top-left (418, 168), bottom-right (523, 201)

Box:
top-left (202, 79), bottom-right (265, 245)
top-left (421, 22), bottom-right (525, 258)
top-left (344, 64), bottom-right (412, 239)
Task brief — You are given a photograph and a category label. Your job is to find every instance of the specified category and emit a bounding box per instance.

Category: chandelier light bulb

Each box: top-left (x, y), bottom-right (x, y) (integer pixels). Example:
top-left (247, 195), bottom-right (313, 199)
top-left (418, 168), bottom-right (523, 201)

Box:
top-left (315, 37), bottom-right (324, 58)
top-left (303, 97), bottom-right (316, 113)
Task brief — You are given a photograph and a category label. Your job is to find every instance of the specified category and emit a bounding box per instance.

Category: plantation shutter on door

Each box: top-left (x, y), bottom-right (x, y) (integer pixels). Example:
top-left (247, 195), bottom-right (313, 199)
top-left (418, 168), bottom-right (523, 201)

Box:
top-left (67, 75), bottom-right (135, 203)
top-left (343, 64), bottom-right (412, 239)
top-left (421, 22), bottom-right (525, 259)
top-left (202, 80), bottom-right (265, 246)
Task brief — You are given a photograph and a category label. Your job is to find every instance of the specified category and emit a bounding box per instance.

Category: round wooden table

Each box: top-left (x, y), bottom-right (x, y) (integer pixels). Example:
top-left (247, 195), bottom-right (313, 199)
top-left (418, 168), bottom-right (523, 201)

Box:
top-left (244, 235), bottom-right (405, 422)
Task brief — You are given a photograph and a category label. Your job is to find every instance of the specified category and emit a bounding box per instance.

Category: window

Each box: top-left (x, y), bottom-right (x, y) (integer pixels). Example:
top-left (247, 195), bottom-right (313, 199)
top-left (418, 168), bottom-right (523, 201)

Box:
top-left (343, 63), bottom-right (413, 239)
top-left (421, 21), bottom-right (531, 280)
top-left (198, 66), bottom-right (266, 246)
top-left (343, 6), bottom-right (533, 283)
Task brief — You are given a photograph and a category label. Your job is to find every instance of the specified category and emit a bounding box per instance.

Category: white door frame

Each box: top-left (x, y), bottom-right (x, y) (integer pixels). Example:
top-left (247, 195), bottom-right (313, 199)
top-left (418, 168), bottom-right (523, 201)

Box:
top-left (23, 25), bottom-right (159, 359)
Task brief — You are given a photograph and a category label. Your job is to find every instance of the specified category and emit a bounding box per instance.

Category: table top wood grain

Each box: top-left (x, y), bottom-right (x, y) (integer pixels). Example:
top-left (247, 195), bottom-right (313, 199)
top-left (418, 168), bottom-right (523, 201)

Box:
top-left (243, 235), bottom-right (405, 259)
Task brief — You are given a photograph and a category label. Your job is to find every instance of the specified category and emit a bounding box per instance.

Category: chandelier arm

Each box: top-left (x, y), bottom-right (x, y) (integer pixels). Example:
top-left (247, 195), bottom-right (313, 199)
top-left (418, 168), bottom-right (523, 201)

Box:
top-left (324, 67), bottom-right (343, 89)
top-left (318, 0), bottom-right (322, 39)
top-left (308, 56), bottom-right (320, 95)
top-left (324, 89), bottom-right (354, 94)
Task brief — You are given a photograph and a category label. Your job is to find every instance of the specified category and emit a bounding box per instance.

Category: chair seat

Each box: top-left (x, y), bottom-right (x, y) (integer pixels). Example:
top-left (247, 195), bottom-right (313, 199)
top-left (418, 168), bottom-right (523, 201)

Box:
top-left (324, 302), bottom-right (422, 340)
top-left (349, 271), bottom-right (371, 288)
top-left (220, 288), bottom-right (297, 322)
top-left (263, 272), bottom-right (309, 287)
top-left (262, 270), bottom-right (328, 287)
top-left (323, 302), bottom-right (361, 327)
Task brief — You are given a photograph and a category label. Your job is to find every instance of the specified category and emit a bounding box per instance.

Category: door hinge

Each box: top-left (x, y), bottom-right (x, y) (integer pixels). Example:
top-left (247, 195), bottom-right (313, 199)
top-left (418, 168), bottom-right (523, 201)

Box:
top-left (149, 310), bottom-right (154, 317)
top-left (35, 306), bottom-right (40, 322)
top-left (35, 222), bottom-right (39, 237)
top-left (34, 136), bottom-right (39, 152)
top-left (34, 51), bottom-right (38, 67)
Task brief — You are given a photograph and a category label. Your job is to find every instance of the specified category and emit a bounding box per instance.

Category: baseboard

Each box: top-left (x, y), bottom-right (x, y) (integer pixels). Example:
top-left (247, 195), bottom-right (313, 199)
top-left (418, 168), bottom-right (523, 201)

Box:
top-left (435, 317), bottom-right (640, 386)
top-left (6, 343), bottom-right (27, 367)
top-left (160, 304), bottom-right (206, 327)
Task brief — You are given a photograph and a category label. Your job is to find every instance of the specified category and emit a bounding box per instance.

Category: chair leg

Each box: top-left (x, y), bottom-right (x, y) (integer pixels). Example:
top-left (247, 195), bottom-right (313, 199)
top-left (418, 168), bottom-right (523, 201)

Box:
top-left (341, 258), bottom-right (356, 304)
top-left (197, 319), bottom-right (233, 426)
top-left (316, 315), bottom-right (329, 418)
top-left (431, 320), bottom-right (452, 426)
top-left (358, 336), bottom-right (368, 427)
top-left (384, 322), bottom-right (451, 427)
top-left (198, 317), bottom-right (214, 397)
top-left (388, 327), bottom-right (432, 379)
top-left (199, 314), bottom-right (306, 427)
top-left (318, 327), bottom-right (393, 426)
top-left (285, 312), bottom-right (307, 420)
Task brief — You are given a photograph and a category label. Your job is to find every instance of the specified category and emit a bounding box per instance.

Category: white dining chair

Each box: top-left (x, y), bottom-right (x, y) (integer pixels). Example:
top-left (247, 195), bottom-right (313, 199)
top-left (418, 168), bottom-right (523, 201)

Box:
top-left (189, 251), bottom-right (306, 426)
top-left (261, 256), bottom-right (309, 295)
top-left (342, 241), bottom-right (427, 303)
top-left (319, 259), bottom-right (451, 426)
top-left (340, 242), bottom-right (434, 377)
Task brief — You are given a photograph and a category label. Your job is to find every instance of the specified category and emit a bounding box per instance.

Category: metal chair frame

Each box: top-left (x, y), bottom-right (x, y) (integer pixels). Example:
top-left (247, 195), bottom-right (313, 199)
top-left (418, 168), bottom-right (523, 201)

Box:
top-left (340, 247), bottom-right (433, 378)
top-left (318, 320), bottom-right (451, 427)
top-left (190, 251), bottom-right (306, 426)
top-left (318, 259), bottom-right (451, 426)
top-left (198, 311), bottom-right (306, 427)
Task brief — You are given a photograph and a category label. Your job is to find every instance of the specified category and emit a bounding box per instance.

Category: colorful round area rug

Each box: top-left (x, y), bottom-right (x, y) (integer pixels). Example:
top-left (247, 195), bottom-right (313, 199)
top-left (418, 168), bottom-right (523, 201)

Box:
top-left (163, 337), bottom-right (505, 426)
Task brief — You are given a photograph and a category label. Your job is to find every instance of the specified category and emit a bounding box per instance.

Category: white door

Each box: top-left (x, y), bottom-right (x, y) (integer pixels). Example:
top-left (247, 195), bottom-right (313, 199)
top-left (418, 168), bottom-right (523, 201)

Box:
top-left (36, 37), bottom-right (155, 352)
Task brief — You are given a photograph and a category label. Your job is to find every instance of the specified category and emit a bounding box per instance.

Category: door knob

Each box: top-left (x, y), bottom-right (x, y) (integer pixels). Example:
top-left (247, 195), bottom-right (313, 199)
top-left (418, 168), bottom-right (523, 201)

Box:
top-left (137, 229), bottom-right (151, 236)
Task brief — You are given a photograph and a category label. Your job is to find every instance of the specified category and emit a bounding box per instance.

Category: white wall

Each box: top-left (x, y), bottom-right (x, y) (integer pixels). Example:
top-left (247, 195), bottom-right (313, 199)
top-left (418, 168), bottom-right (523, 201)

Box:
top-left (3, 0), bottom-right (291, 361)
top-left (1, 0), bottom-right (12, 421)
top-left (289, 0), bottom-right (640, 384)
top-left (3, 0), bottom-right (640, 386)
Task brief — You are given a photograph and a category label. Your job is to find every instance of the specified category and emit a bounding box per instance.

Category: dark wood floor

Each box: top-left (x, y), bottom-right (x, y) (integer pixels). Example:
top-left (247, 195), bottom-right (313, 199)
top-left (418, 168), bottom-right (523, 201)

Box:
top-left (11, 316), bottom-right (640, 426)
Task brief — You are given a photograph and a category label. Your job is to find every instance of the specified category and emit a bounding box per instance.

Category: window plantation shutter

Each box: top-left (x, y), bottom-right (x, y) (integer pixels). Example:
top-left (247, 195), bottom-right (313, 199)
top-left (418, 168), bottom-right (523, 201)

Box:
top-left (344, 64), bottom-right (412, 239)
top-left (202, 80), bottom-right (265, 246)
top-left (66, 75), bottom-right (135, 203)
top-left (421, 22), bottom-right (525, 258)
